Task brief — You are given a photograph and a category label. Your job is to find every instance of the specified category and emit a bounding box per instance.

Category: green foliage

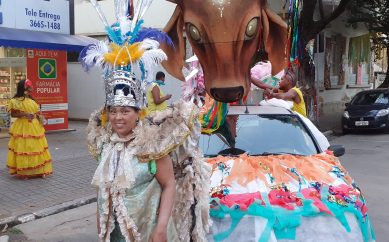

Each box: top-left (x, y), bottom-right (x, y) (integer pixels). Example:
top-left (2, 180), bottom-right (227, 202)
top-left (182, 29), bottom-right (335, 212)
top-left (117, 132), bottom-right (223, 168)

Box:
top-left (347, 0), bottom-right (389, 60)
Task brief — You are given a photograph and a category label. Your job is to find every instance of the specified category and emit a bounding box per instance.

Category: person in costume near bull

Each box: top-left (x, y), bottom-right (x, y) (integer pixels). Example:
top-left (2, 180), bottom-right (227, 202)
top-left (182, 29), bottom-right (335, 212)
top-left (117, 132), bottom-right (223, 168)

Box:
top-left (266, 69), bottom-right (307, 117)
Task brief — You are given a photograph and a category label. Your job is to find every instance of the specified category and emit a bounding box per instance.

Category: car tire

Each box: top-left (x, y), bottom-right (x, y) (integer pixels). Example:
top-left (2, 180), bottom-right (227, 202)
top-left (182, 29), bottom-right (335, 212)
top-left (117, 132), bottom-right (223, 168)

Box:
top-left (342, 128), bottom-right (350, 135)
top-left (385, 124), bottom-right (389, 134)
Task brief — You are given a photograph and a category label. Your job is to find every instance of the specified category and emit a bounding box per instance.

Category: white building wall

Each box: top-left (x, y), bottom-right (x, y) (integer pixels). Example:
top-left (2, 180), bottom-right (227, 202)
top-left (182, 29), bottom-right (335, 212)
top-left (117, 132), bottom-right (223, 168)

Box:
top-left (67, 63), bottom-right (105, 119)
top-left (75, 0), bottom-right (177, 35)
top-left (314, 15), bottom-right (371, 131)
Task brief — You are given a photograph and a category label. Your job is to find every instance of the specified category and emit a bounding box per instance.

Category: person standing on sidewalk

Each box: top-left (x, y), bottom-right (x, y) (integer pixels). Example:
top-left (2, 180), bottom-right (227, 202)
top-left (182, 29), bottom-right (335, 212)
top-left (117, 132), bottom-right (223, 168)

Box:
top-left (6, 79), bottom-right (52, 179)
top-left (146, 71), bottom-right (172, 113)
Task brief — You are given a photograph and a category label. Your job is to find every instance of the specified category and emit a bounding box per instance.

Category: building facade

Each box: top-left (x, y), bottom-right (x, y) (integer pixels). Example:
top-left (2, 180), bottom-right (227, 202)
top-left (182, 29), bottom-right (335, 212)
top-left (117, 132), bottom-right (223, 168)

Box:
top-left (313, 13), bottom-right (376, 132)
top-left (0, 0), bottom-right (96, 132)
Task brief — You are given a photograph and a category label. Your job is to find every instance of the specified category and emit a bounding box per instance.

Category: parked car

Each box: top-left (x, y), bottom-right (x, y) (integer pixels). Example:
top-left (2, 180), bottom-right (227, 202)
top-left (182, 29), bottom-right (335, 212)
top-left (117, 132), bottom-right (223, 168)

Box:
top-left (342, 88), bottom-right (389, 133)
top-left (200, 105), bottom-right (375, 242)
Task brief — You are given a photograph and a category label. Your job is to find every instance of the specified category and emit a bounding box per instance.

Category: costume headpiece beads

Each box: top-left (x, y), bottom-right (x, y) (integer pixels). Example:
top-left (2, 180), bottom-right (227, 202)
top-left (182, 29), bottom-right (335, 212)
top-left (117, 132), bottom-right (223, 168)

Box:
top-left (80, 0), bottom-right (172, 109)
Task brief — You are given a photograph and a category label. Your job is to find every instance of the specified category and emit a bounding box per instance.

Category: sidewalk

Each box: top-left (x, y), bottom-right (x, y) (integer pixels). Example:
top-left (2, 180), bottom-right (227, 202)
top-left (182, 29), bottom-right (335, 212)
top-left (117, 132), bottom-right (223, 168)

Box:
top-left (11, 203), bottom-right (97, 242)
top-left (0, 121), bottom-right (97, 229)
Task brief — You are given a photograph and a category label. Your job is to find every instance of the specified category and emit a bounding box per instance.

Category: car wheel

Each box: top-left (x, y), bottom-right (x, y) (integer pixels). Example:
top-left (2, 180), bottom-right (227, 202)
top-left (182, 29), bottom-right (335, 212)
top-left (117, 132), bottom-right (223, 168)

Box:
top-left (342, 128), bottom-right (350, 135)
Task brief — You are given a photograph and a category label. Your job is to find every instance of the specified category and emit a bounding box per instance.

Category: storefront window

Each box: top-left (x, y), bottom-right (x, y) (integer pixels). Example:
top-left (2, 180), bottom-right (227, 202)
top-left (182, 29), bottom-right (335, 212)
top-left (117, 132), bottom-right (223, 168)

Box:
top-left (0, 47), bottom-right (27, 131)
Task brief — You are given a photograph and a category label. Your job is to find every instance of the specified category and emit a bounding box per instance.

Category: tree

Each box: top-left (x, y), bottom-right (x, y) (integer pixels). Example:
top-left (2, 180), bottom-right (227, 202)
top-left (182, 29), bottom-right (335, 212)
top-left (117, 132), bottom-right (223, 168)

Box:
top-left (296, 0), bottom-right (353, 84)
top-left (287, 0), bottom-right (352, 120)
top-left (347, 0), bottom-right (389, 88)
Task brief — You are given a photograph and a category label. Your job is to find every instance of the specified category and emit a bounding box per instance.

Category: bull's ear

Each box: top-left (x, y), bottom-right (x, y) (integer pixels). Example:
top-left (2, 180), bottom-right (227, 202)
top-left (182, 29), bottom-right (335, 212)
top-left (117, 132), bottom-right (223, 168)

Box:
top-left (261, 7), bottom-right (288, 75)
top-left (160, 6), bottom-right (185, 81)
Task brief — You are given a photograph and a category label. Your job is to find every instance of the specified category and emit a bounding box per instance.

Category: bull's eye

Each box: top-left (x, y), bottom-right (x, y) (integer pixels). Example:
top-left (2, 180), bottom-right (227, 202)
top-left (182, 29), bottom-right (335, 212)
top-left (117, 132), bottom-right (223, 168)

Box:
top-left (245, 18), bottom-right (258, 40)
top-left (187, 23), bottom-right (202, 43)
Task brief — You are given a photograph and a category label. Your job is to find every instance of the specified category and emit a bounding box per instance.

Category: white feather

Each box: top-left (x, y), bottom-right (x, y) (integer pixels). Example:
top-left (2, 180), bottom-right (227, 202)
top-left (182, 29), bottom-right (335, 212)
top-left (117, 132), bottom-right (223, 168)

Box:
top-left (131, 0), bottom-right (153, 31)
top-left (139, 49), bottom-right (167, 82)
top-left (114, 0), bottom-right (129, 20)
top-left (119, 16), bottom-right (132, 40)
top-left (140, 49), bottom-right (167, 67)
top-left (140, 38), bottom-right (160, 50)
top-left (83, 41), bottom-right (109, 68)
top-left (89, 0), bottom-right (109, 27)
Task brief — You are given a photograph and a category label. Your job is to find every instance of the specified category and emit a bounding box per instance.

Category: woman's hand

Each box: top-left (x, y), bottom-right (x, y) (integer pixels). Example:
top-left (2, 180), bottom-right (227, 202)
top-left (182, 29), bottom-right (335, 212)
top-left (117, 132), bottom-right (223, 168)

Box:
top-left (149, 226), bottom-right (167, 242)
top-left (264, 88), bottom-right (273, 99)
top-left (26, 113), bottom-right (35, 121)
top-left (152, 155), bottom-right (175, 242)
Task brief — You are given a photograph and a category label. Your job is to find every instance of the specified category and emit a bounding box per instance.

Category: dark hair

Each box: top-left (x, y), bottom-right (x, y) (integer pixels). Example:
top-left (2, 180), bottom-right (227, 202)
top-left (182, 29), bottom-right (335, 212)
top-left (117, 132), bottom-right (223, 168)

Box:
top-left (13, 79), bottom-right (34, 100)
top-left (156, 71), bottom-right (165, 80)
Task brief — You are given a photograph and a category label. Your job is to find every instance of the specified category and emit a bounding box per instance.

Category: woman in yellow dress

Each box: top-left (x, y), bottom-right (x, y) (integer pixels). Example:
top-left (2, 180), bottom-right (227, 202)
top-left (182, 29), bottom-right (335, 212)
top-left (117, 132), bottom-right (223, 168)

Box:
top-left (6, 79), bottom-right (52, 179)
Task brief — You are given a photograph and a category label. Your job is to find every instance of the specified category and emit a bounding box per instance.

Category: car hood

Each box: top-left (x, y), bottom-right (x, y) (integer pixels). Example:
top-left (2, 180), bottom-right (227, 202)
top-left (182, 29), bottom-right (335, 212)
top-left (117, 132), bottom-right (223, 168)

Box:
top-left (206, 152), bottom-right (373, 241)
top-left (346, 105), bottom-right (387, 117)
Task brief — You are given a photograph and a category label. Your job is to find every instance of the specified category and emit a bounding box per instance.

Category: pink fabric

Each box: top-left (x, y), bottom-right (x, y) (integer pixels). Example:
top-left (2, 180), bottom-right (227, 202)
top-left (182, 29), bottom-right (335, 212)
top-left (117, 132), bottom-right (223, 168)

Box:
top-left (301, 188), bottom-right (332, 214)
top-left (268, 189), bottom-right (302, 210)
top-left (220, 192), bottom-right (264, 210)
top-left (250, 61), bottom-right (272, 81)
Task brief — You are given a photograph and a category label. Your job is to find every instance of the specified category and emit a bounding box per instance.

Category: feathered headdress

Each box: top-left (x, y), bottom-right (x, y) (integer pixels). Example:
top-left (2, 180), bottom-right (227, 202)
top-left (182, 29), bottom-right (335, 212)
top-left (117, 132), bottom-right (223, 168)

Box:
top-left (80, 0), bottom-right (172, 109)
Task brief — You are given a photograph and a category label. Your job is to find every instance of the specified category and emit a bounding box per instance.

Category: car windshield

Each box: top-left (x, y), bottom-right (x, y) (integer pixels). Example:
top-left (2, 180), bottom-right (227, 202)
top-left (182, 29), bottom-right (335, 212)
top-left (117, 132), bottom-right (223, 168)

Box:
top-left (351, 92), bottom-right (388, 105)
top-left (199, 114), bottom-right (318, 157)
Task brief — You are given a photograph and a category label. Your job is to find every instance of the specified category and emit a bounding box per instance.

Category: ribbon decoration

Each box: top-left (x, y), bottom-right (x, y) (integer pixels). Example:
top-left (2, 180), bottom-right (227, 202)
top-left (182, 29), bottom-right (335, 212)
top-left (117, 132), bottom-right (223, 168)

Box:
top-left (285, 0), bottom-right (303, 67)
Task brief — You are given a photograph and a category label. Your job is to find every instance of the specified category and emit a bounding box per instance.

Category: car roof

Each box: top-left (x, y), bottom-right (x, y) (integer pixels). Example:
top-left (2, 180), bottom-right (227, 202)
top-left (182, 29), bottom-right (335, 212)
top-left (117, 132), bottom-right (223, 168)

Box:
top-left (228, 105), bottom-right (294, 115)
top-left (356, 88), bottom-right (389, 95)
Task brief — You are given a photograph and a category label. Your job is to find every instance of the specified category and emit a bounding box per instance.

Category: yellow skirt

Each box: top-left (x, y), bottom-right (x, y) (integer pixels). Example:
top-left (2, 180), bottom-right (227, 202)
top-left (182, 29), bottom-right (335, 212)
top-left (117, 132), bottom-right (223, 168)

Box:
top-left (6, 118), bottom-right (52, 178)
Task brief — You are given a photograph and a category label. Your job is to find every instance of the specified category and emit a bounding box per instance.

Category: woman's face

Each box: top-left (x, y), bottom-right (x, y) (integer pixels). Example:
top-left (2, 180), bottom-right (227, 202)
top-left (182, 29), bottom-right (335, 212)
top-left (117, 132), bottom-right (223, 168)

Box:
top-left (108, 106), bottom-right (139, 138)
top-left (25, 86), bottom-right (33, 95)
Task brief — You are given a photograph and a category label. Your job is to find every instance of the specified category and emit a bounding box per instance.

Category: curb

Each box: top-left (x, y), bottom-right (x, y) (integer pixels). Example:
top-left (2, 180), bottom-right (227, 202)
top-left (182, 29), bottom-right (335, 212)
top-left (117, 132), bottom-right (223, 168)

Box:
top-left (0, 195), bottom-right (96, 229)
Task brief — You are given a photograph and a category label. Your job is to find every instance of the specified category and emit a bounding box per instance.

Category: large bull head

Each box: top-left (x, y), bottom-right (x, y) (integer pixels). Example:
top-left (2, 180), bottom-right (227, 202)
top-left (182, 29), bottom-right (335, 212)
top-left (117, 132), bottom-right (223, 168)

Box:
top-left (161, 0), bottom-right (288, 103)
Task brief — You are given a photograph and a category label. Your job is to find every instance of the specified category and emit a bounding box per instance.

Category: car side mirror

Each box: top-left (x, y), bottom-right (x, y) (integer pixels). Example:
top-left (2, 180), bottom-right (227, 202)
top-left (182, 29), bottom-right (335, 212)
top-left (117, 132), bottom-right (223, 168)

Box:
top-left (345, 102), bottom-right (349, 107)
top-left (328, 145), bottom-right (345, 157)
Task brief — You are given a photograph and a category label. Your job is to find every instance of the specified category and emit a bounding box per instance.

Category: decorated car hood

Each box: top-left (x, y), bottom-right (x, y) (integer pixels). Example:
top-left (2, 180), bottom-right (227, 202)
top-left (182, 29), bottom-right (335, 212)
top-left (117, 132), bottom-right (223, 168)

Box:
top-left (206, 153), bottom-right (375, 242)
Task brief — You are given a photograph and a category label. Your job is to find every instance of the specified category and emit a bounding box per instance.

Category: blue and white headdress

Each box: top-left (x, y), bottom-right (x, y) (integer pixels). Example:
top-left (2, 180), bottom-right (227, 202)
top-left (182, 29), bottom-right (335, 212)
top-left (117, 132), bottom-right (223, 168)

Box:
top-left (80, 0), bottom-right (172, 109)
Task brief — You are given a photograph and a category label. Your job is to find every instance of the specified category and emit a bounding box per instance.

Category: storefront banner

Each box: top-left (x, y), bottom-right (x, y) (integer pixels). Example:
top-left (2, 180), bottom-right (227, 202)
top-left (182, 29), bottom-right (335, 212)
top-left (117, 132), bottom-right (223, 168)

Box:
top-left (0, 0), bottom-right (69, 34)
top-left (27, 49), bottom-right (68, 131)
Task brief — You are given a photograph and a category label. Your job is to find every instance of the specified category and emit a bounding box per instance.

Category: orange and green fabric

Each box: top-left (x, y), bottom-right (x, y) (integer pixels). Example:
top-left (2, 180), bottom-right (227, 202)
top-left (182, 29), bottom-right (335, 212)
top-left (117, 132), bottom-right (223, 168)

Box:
top-left (6, 97), bottom-right (52, 178)
top-left (199, 95), bottom-right (228, 134)
top-left (207, 153), bottom-right (375, 242)
top-left (292, 87), bottom-right (307, 117)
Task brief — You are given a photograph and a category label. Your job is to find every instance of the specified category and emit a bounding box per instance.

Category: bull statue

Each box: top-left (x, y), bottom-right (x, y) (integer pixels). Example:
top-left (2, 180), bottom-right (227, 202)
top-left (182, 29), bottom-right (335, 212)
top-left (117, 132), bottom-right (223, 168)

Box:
top-left (161, 0), bottom-right (288, 103)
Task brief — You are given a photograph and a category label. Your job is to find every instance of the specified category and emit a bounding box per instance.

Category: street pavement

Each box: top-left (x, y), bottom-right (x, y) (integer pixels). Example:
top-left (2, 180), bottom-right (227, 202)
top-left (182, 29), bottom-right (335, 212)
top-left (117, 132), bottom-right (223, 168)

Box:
top-left (1, 126), bottom-right (389, 241)
top-left (0, 121), bottom-right (97, 225)
top-left (14, 203), bottom-right (97, 242)
top-left (333, 131), bottom-right (389, 242)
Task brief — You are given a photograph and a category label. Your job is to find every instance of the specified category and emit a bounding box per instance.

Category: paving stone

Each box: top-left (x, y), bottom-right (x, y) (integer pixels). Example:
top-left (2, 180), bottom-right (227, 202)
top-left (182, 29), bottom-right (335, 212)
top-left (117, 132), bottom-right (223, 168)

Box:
top-left (0, 122), bottom-right (97, 221)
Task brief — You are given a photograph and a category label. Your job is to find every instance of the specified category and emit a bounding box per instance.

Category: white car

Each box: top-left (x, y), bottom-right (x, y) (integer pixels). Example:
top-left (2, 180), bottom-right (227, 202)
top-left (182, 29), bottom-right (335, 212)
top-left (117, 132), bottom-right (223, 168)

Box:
top-left (200, 105), bottom-right (375, 242)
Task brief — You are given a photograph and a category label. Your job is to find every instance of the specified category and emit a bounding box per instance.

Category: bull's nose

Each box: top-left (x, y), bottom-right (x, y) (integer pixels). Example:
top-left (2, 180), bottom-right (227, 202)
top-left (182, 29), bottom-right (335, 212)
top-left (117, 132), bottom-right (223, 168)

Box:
top-left (210, 86), bottom-right (244, 103)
